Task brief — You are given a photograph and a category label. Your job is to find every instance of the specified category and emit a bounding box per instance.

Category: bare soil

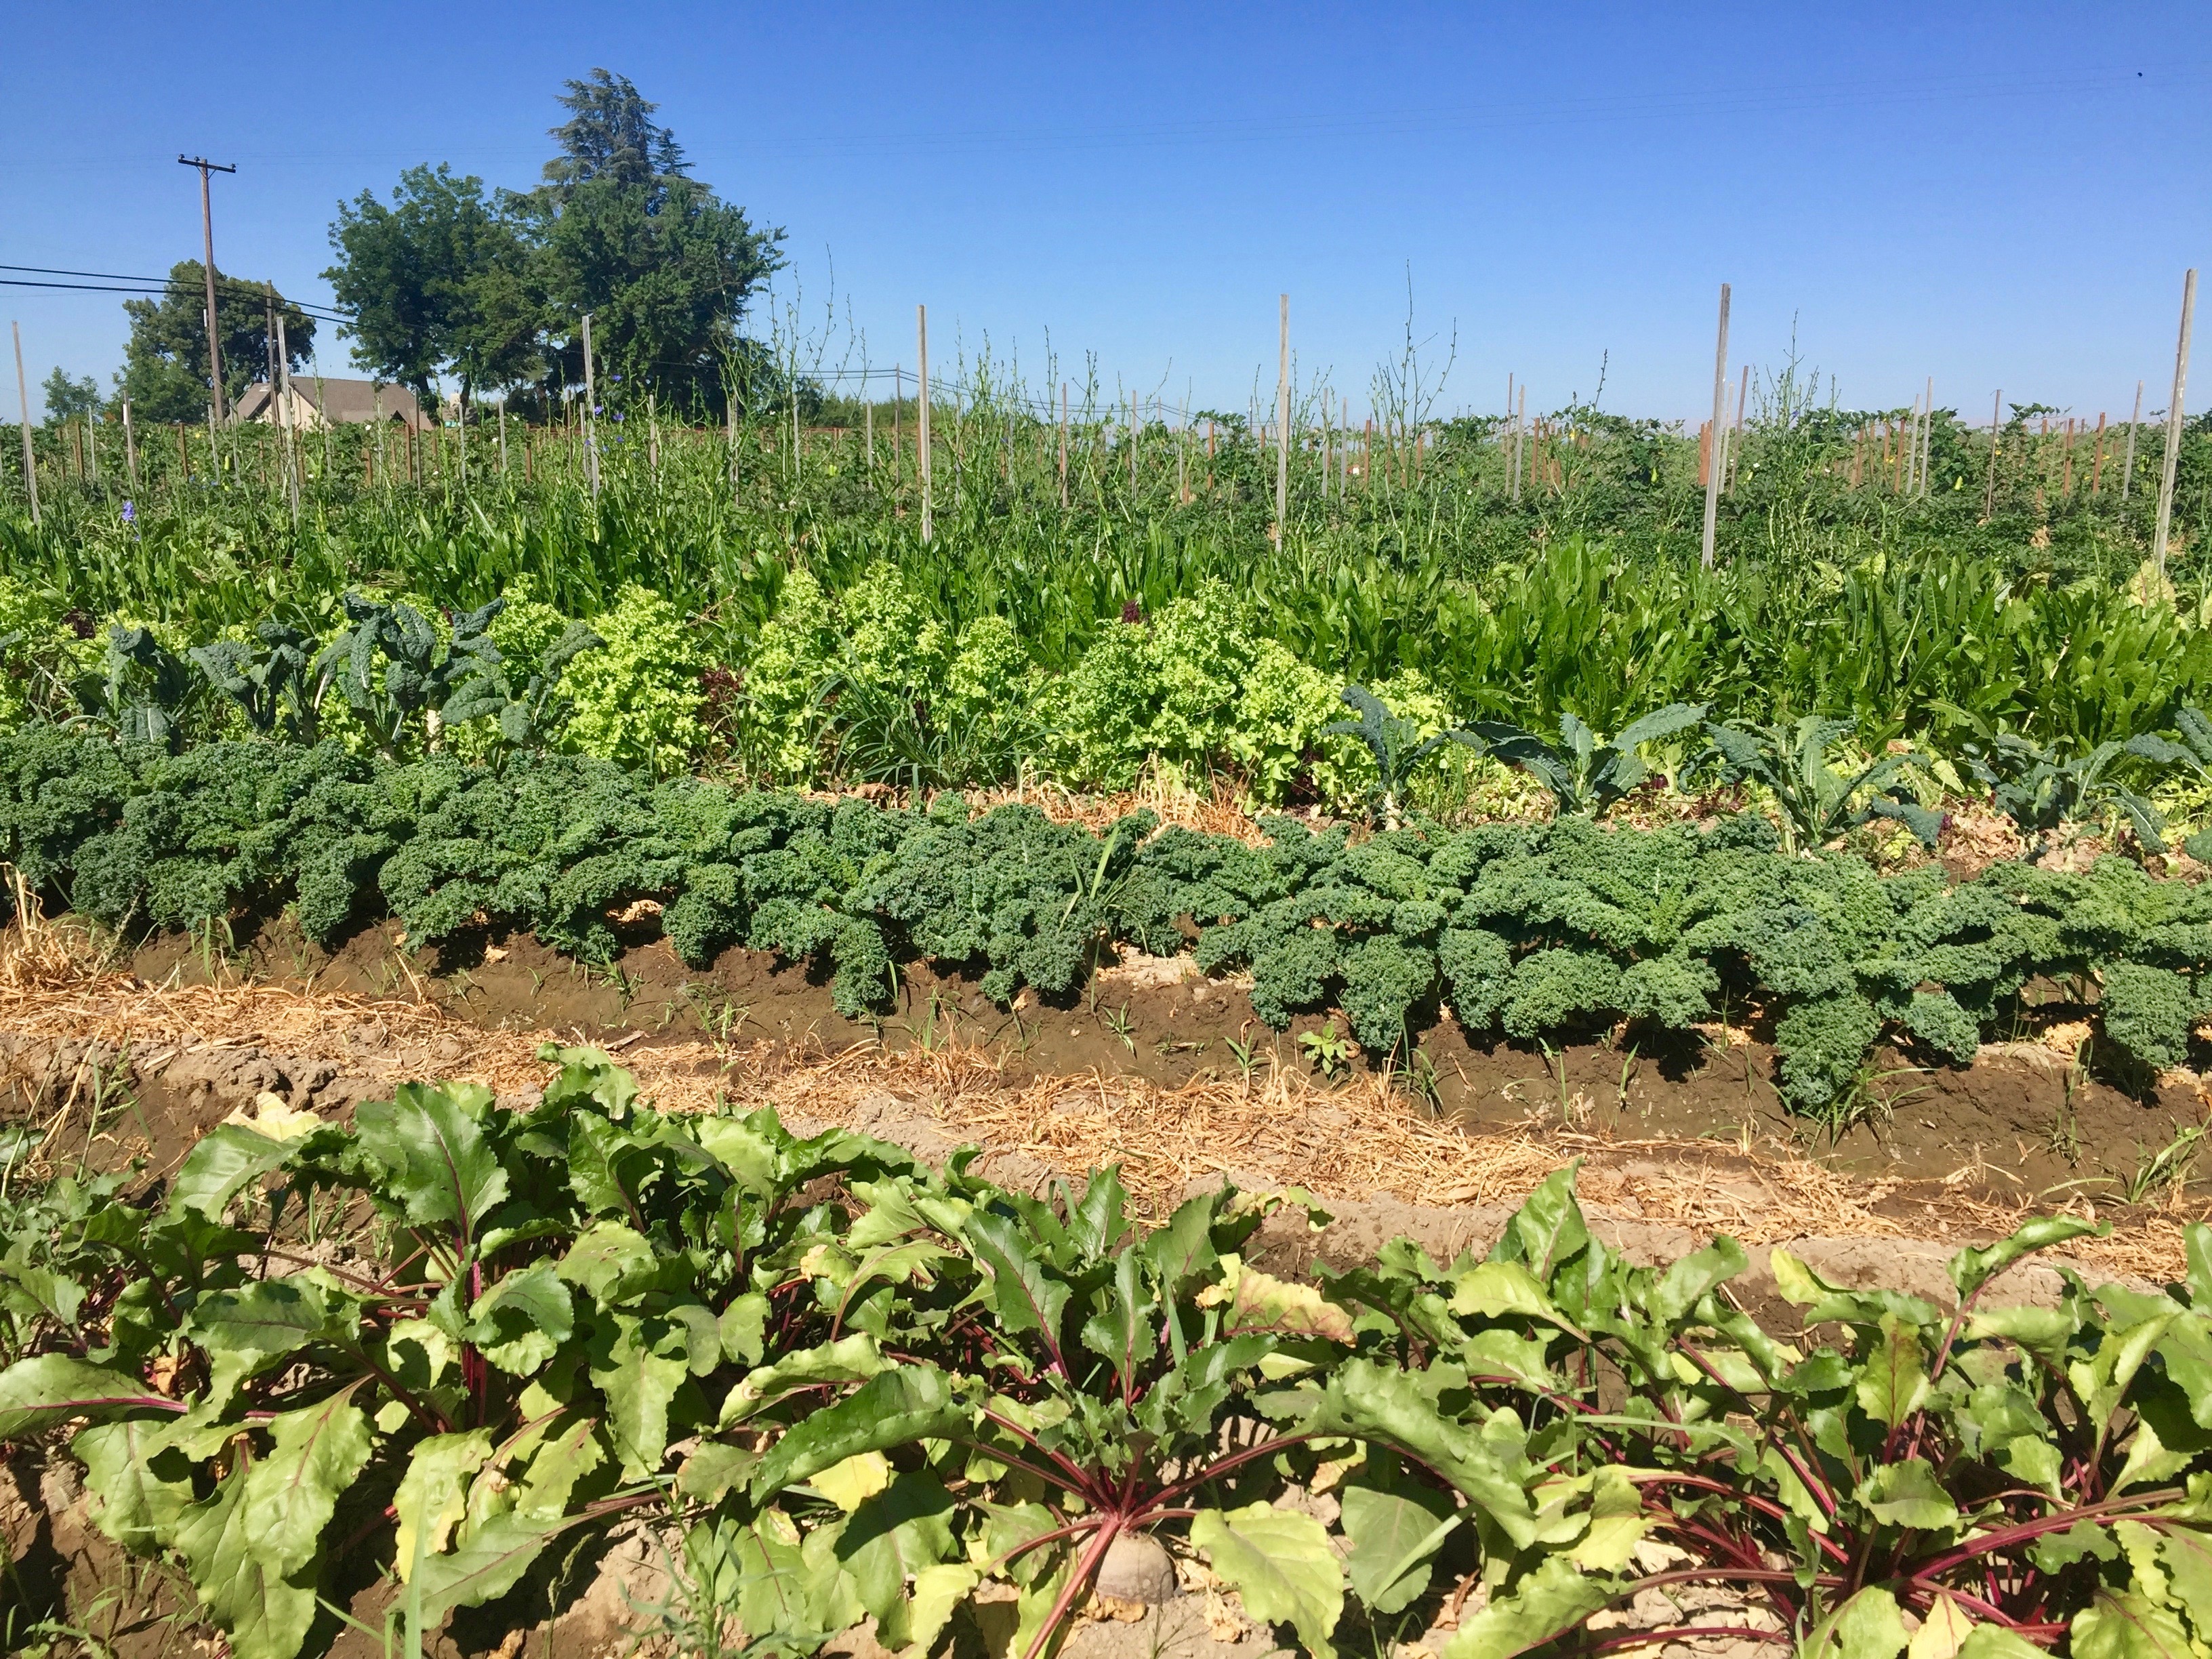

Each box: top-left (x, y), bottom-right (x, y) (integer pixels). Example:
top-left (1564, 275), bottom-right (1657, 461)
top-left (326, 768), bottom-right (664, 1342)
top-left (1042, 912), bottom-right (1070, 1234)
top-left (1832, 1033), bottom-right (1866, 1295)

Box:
top-left (133, 911), bottom-right (2212, 1202)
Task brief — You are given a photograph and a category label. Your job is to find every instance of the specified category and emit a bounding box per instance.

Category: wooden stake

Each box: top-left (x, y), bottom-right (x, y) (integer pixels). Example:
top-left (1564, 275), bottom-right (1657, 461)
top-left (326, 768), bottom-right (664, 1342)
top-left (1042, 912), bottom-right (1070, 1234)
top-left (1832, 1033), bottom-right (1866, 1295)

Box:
top-left (276, 309), bottom-right (298, 524)
top-left (2061, 417), bottom-right (2076, 500)
top-left (121, 395), bottom-right (138, 489)
top-left (2091, 411), bottom-right (2107, 495)
top-left (1177, 398), bottom-right (1188, 504)
top-left (916, 306), bottom-right (932, 544)
top-left (580, 313), bottom-right (600, 497)
top-left (1984, 390), bottom-right (2002, 518)
top-left (2123, 380), bottom-right (2144, 501)
top-left (1700, 283), bottom-right (1729, 567)
top-left (1725, 362), bottom-right (1748, 492)
top-left (1274, 293), bottom-right (1290, 549)
top-left (11, 321), bottom-right (37, 526)
top-left (1509, 388), bottom-right (1525, 503)
top-left (1059, 382), bottom-right (1069, 509)
top-left (2154, 267), bottom-right (2197, 575)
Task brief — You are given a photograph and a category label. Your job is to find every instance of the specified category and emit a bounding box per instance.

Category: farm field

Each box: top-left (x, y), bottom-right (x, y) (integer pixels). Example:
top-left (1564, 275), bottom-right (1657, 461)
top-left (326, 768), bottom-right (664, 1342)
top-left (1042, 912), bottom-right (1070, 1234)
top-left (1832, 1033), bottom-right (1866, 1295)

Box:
top-left (10, 367), bottom-right (2212, 1659)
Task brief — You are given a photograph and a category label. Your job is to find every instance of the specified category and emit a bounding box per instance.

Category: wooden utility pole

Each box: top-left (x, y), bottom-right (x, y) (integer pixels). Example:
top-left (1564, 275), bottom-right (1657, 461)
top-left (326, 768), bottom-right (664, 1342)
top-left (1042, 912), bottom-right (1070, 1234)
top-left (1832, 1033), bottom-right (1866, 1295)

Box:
top-left (1273, 294), bottom-right (1290, 549)
top-left (1984, 390), bottom-right (2003, 518)
top-left (178, 156), bottom-right (237, 426)
top-left (1700, 283), bottom-right (1730, 567)
top-left (579, 314), bottom-right (600, 497)
top-left (2154, 268), bottom-right (2197, 576)
top-left (11, 321), bottom-right (37, 525)
top-left (2123, 380), bottom-right (2144, 502)
top-left (916, 306), bottom-right (932, 543)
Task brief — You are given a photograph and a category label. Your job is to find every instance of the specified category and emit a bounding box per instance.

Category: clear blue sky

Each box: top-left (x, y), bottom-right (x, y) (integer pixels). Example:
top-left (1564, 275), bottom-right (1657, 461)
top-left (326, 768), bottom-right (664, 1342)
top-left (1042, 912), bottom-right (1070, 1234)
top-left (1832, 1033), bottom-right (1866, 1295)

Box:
top-left (5, 2), bottom-right (2207, 424)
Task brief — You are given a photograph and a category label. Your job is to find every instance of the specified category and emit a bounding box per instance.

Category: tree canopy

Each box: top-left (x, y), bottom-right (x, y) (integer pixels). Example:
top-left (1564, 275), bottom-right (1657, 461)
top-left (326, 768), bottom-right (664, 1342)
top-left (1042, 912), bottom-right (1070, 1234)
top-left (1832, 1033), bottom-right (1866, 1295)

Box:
top-left (325, 165), bottom-right (537, 405)
top-left (118, 263), bottom-right (316, 425)
top-left (39, 369), bottom-right (101, 426)
top-left (321, 70), bottom-right (783, 417)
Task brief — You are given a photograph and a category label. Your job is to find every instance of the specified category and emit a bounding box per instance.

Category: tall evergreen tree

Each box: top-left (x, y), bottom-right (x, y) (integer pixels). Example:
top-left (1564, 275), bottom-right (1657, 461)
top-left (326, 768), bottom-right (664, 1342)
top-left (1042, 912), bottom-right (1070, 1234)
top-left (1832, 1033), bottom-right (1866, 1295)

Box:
top-left (523, 70), bottom-right (785, 415)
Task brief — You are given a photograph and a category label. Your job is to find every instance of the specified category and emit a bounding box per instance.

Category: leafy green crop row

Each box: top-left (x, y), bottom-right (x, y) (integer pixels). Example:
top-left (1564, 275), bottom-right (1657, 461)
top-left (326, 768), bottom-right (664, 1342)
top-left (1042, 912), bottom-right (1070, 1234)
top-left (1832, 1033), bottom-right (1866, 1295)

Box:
top-left (9, 725), bottom-right (2212, 1115)
top-left (3, 1050), bottom-right (2209, 1659)
top-left (14, 540), bottom-right (2212, 817)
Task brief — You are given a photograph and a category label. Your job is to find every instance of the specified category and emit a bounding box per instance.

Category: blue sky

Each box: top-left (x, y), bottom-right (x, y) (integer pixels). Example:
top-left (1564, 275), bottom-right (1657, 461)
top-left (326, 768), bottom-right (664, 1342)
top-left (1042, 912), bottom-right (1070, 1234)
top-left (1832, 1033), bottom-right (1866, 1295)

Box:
top-left (5, 2), bottom-right (2207, 423)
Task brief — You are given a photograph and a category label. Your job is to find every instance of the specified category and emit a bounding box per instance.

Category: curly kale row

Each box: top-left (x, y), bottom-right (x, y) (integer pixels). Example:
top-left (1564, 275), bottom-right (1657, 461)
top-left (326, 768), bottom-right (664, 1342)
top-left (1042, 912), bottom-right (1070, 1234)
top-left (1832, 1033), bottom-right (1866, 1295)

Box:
top-left (3, 726), bottom-right (2208, 1112)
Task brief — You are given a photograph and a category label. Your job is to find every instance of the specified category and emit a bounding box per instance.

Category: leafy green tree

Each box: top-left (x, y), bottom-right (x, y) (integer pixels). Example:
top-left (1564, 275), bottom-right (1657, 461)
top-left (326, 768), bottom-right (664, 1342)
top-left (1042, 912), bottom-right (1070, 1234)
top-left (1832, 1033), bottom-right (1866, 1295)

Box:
top-left (324, 164), bottom-right (539, 409)
top-left (523, 70), bottom-right (784, 415)
top-left (117, 262), bottom-right (316, 425)
top-left (39, 369), bottom-right (101, 426)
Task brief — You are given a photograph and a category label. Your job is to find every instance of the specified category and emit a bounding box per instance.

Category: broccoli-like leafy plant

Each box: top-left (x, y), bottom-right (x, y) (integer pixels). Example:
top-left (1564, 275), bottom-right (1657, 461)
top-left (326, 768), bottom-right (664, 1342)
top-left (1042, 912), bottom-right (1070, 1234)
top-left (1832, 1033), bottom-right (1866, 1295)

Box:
top-left (312, 594), bottom-right (505, 758)
top-left (73, 625), bottom-right (194, 750)
top-left (1460, 703), bottom-right (1706, 817)
top-left (1961, 731), bottom-right (2177, 857)
top-left (441, 618), bottom-right (605, 757)
top-left (1324, 685), bottom-right (1467, 827)
top-left (190, 623), bottom-right (319, 741)
top-left (1698, 716), bottom-right (1942, 855)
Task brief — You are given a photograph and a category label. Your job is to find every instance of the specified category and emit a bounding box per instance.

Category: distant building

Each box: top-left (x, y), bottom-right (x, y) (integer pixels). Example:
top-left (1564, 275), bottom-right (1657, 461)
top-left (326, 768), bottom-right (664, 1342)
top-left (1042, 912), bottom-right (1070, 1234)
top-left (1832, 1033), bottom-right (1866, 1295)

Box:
top-left (232, 376), bottom-right (429, 432)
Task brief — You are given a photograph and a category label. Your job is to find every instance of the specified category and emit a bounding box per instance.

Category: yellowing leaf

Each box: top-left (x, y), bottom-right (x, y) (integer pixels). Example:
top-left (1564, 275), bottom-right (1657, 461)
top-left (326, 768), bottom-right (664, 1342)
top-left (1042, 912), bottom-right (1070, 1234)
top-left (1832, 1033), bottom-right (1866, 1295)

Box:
top-left (1907, 1595), bottom-right (1975, 1659)
top-left (1196, 1257), bottom-right (1354, 1343)
top-left (222, 1092), bottom-right (326, 1143)
top-left (394, 1430), bottom-right (493, 1580)
top-left (1570, 1467), bottom-right (1647, 1571)
top-left (814, 1450), bottom-right (893, 1512)
top-left (1191, 1504), bottom-right (1344, 1659)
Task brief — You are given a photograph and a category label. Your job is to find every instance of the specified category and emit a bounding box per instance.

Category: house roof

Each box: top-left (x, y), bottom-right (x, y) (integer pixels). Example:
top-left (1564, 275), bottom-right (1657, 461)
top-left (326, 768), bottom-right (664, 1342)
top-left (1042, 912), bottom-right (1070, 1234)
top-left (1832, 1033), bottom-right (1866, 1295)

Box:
top-left (234, 376), bottom-right (428, 429)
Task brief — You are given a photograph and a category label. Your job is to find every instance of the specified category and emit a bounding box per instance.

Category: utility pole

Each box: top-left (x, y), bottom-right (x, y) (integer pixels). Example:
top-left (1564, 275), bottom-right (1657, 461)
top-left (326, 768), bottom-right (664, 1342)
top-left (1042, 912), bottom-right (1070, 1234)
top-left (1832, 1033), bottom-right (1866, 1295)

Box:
top-left (178, 156), bottom-right (236, 426)
top-left (1700, 283), bottom-right (1730, 568)
top-left (12, 321), bottom-right (37, 525)
top-left (2154, 268), bottom-right (2198, 577)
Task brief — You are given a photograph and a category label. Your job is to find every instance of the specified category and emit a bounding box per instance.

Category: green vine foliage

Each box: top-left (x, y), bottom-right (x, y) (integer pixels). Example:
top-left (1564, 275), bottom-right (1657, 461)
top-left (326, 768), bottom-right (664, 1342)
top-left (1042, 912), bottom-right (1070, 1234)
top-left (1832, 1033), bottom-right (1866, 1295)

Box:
top-left (5, 1059), bottom-right (2212, 1659)
top-left (7, 726), bottom-right (2212, 1115)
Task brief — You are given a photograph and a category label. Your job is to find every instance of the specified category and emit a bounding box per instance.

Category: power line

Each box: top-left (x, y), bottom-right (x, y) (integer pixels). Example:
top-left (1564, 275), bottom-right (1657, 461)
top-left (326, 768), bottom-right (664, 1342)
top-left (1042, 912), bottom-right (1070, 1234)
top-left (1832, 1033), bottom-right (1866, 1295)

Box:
top-left (0, 264), bottom-right (352, 321)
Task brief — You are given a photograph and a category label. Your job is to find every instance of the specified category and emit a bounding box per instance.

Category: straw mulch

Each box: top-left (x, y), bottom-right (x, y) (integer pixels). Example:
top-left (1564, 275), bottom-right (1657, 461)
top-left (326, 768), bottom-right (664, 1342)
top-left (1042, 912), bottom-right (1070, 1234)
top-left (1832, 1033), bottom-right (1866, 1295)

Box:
top-left (3, 933), bottom-right (2199, 1282)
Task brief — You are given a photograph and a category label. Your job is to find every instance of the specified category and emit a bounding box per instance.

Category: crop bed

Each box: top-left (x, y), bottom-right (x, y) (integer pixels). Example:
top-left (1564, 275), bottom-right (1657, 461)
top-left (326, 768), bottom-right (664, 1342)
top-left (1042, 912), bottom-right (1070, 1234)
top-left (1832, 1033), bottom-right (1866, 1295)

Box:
top-left (2, 917), bottom-right (2211, 1659)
